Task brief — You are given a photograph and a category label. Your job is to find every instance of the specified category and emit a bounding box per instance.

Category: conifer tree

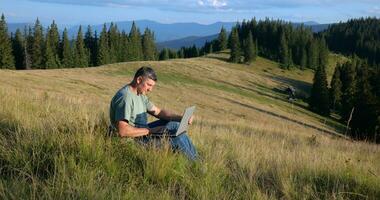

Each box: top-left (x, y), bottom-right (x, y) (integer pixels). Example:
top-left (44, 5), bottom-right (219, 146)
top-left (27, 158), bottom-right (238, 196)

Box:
top-left (84, 25), bottom-right (97, 66)
top-left (330, 64), bottom-right (343, 110)
top-left (108, 22), bottom-right (119, 63)
top-left (127, 21), bottom-right (143, 61)
top-left (279, 30), bottom-right (290, 68)
top-left (340, 60), bottom-right (357, 121)
top-left (318, 37), bottom-right (329, 68)
top-left (73, 26), bottom-right (88, 67)
top-left (243, 30), bottom-right (255, 63)
top-left (178, 48), bottom-right (185, 58)
top-left (44, 21), bottom-right (61, 68)
top-left (229, 28), bottom-right (241, 63)
top-left (31, 18), bottom-right (44, 68)
top-left (60, 28), bottom-right (73, 67)
top-left (12, 29), bottom-right (25, 69)
top-left (350, 64), bottom-right (378, 141)
top-left (24, 26), bottom-right (33, 69)
top-left (309, 65), bottom-right (330, 116)
top-left (307, 40), bottom-right (318, 69)
top-left (44, 26), bottom-right (59, 68)
top-left (0, 14), bottom-right (15, 69)
top-left (159, 48), bottom-right (169, 60)
top-left (218, 26), bottom-right (228, 51)
top-left (300, 48), bottom-right (307, 69)
top-left (97, 24), bottom-right (110, 65)
top-left (142, 28), bottom-right (156, 61)
top-left (120, 31), bottom-right (128, 62)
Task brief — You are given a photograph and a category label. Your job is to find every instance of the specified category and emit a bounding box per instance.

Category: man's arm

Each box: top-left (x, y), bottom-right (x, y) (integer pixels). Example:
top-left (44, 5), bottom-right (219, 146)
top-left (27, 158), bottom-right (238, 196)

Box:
top-left (147, 105), bottom-right (193, 124)
top-left (117, 120), bottom-right (149, 137)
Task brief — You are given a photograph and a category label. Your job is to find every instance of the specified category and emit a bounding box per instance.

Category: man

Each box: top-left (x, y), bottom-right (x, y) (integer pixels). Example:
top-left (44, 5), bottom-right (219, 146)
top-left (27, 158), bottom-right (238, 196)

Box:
top-left (109, 66), bottom-right (198, 160)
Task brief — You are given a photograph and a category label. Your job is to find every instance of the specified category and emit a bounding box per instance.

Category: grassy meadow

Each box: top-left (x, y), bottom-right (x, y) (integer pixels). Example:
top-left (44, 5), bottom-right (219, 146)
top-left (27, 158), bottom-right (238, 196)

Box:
top-left (0, 53), bottom-right (379, 199)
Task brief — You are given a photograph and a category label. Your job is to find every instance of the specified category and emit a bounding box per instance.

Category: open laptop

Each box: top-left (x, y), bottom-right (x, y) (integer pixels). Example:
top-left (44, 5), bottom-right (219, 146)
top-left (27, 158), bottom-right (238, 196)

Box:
top-left (152, 106), bottom-right (196, 137)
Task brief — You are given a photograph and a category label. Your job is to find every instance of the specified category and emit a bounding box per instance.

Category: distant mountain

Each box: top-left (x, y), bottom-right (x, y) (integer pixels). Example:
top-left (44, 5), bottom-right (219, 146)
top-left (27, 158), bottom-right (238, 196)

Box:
top-left (157, 22), bottom-right (329, 50)
top-left (67, 20), bottom-right (236, 42)
top-left (7, 20), bottom-right (329, 47)
top-left (7, 23), bottom-right (32, 34)
top-left (157, 34), bottom-right (219, 50)
top-left (292, 22), bottom-right (330, 32)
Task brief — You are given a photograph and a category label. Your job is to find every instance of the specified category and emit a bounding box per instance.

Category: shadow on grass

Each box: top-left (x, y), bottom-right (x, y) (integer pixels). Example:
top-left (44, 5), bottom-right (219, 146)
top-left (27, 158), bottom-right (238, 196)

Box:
top-left (205, 53), bottom-right (230, 62)
top-left (219, 96), bottom-right (347, 139)
top-left (209, 78), bottom-right (345, 134)
top-left (264, 74), bottom-right (311, 99)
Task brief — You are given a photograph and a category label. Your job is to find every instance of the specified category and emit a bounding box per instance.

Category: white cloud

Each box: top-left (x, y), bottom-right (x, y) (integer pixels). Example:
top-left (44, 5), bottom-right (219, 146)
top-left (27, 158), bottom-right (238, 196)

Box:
top-left (198, 0), bottom-right (227, 9)
top-left (28, 0), bottom-right (380, 14)
top-left (368, 6), bottom-right (380, 15)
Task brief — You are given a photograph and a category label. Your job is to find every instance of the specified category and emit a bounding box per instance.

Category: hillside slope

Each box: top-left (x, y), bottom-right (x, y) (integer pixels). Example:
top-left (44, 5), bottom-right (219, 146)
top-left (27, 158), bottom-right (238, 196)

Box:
top-left (0, 54), bottom-right (379, 199)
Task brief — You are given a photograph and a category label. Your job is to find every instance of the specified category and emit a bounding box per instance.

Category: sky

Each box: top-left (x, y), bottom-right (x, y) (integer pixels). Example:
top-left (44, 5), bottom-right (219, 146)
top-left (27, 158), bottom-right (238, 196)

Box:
top-left (2, 0), bottom-right (380, 26)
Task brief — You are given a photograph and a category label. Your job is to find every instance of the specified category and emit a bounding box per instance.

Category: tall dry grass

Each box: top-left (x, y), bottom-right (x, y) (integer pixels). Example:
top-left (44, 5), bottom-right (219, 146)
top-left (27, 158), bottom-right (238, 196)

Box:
top-left (0, 85), bottom-right (379, 199)
top-left (0, 56), bottom-right (379, 199)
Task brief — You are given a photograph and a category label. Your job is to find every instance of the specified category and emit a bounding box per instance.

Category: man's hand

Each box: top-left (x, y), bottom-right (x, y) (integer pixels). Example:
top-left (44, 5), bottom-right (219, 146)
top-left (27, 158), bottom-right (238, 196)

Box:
top-left (188, 115), bottom-right (194, 125)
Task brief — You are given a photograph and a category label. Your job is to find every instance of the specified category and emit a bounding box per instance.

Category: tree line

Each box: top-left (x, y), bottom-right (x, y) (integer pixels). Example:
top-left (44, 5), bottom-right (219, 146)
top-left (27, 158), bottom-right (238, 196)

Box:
top-left (310, 57), bottom-right (380, 143)
top-left (227, 18), bottom-right (329, 69)
top-left (2, 16), bottom-right (158, 69)
top-left (0, 14), bottom-right (222, 69)
top-left (323, 17), bottom-right (380, 67)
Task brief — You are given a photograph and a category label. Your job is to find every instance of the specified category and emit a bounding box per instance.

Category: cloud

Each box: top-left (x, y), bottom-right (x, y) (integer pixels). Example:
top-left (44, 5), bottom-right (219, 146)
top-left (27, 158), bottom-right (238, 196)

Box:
top-left (368, 6), bottom-right (380, 15)
top-left (198, 0), bottom-right (227, 9)
top-left (28, 0), bottom-right (380, 14)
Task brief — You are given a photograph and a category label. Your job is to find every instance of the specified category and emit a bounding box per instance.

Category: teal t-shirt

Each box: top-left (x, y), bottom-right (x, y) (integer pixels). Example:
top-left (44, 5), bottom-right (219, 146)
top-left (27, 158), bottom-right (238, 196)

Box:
top-left (109, 85), bottom-right (154, 128)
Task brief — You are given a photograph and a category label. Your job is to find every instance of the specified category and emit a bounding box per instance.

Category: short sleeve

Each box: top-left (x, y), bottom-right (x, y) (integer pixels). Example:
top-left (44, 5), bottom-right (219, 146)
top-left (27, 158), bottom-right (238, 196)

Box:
top-left (114, 96), bottom-right (132, 123)
top-left (144, 96), bottom-right (154, 111)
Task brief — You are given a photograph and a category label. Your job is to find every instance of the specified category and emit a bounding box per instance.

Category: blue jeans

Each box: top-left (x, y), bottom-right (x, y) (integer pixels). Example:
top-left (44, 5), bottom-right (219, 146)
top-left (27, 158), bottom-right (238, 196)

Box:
top-left (136, 120), bottom-right (198, 161)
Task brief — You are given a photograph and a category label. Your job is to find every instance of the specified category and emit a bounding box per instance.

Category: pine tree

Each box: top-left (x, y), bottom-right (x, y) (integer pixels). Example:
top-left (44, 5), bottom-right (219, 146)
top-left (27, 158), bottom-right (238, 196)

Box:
top-left (178, 48), bottom-right (185, 58)
top-left (127, 21), bottom-right (143, 61)
top-left (300, 48), bottom-right (307, 69)
top-left (60, 28), bottom-right (73, 67)
top-left (0, 14), bottom-right (15, 69)
top-left (73, 26), bottom-right (88, 67)
top-left (142, 28), bottom-right (156, 61)
top-left (108, 22), bottom-right (119, 63)
top-left (229, 28), bottom-right (241, 63)
top-left (12, 29), bottom-right (25, 69)
top-left (243, 30), bottom-right (255, 64)
top-left (330, 64), bottom-right (343, 110)
top-left (218, 26), bottom-right (228, 51)
top-left (44, 26), bottom-right (59, 68)
top-left (340, 60), bottom-right (357, 121)
top-left (44, 21), bottom-right (61, 68)
top-left (279, 30), bottom-right (290, 68)
top-left (318, 37), bottom-right (329, 68)
top-left (31, 18), bottom-right (44, 68)
top-left (159, 48), bottom-right (169, 60)
top-left (84, 25), bottom-right (97, 66)
top-left (97, 24), bottom-right (110, 65)
top-left (309, 65), bottom-right (330, 116)
top-left (24, 26), bottom-right (32, 69)
top-left (307, 40), bottom-right (318, 69)
top-left (351, 64), bottom-right (378, 141)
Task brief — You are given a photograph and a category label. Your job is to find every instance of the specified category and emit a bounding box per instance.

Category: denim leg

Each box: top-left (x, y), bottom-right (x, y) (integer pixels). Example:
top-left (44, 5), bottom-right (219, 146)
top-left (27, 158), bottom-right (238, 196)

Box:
top-left (165, 121), bottom-right (198, 161)
top-left (139, 120), bottom-right (198, 161)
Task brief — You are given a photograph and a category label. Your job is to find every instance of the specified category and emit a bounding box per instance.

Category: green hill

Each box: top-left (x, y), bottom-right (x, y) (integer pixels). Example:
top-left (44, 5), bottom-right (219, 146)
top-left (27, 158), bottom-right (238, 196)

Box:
top-left (0, 53), bottom-right (379, 199)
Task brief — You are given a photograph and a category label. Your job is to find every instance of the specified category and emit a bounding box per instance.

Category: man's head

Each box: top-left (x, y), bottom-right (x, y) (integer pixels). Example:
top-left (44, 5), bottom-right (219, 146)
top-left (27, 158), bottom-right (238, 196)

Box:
top-left (132, 66), bottom-right (157, 95)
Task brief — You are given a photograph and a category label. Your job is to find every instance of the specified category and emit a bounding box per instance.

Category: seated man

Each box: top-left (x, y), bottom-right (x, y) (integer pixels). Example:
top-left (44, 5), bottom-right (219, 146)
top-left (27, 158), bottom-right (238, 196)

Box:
top-left (109, 66), bottom-right (197, 160)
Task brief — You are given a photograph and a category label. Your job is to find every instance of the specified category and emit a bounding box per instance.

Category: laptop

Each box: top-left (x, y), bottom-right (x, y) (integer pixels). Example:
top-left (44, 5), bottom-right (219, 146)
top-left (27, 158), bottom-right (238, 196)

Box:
top-left (152, 106), bottom-right (196, 137)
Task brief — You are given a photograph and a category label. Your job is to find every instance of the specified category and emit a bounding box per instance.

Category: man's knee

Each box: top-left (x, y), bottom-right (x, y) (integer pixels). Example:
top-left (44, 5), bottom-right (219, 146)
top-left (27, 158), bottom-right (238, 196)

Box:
top-left (167, 121), bottom-right (180, 132)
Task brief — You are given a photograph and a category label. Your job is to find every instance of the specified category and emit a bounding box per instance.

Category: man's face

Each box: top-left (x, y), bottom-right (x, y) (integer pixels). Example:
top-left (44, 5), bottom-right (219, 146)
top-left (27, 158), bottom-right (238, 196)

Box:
top-left (136, 76), bottom-right (156, 95)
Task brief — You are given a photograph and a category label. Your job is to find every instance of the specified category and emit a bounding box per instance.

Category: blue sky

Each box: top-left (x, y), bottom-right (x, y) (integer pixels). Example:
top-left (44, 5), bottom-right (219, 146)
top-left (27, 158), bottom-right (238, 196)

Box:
top-left (2, 0), bottom-right (380, 26)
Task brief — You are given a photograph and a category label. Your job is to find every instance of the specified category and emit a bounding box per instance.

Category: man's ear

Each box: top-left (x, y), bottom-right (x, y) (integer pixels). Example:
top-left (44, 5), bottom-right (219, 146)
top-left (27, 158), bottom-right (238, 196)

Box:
top-left (136, 76), bottom-right (143, 84)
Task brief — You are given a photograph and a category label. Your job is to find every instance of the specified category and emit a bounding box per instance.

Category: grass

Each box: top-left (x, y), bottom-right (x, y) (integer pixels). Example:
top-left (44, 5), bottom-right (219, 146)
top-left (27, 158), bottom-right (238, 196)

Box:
top-left (0, 54), bottom-right (379, 199)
